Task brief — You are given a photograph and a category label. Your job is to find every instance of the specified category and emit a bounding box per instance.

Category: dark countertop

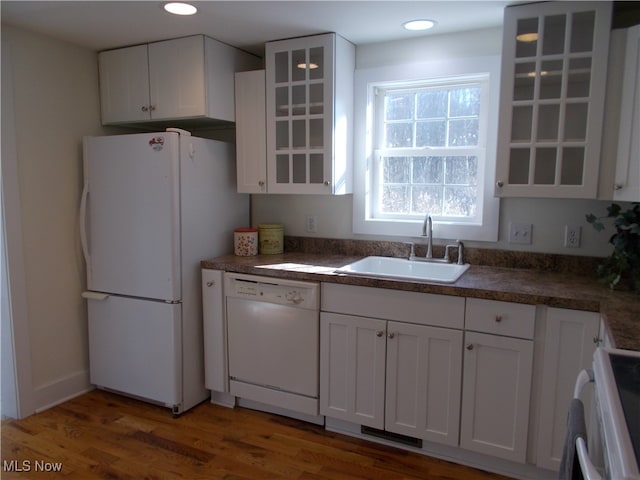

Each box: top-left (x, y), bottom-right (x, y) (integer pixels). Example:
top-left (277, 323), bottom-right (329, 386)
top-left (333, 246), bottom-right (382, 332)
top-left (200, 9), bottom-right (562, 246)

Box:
top-left (202, 252), bottom-right (640, 352)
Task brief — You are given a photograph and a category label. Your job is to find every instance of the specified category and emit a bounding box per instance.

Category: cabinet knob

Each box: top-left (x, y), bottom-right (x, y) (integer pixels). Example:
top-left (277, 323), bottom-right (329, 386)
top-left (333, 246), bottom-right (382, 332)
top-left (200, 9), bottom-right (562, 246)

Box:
top-left (258, 180), bottom-right (265, 187)
top-left (614, 183), bottom-right (624, 190)
top-left (324, 181), bottom-right (331, 186)
top-left (149, 105), bottom-right (156, 112)
top-left (376, 330), bottom-right (384, 337)
top-left (495, 315), bottom-right (503, 322)
top-left (206, 281), bottom-right (215, 287)
top-left (388, 332), bottom-right (396, 339)
top-left (496, 180), bottom-right (504, 188)
top-left (141, 106), bottom-right (149, 112)
top-left (466, 344), bottom-right (474, 351)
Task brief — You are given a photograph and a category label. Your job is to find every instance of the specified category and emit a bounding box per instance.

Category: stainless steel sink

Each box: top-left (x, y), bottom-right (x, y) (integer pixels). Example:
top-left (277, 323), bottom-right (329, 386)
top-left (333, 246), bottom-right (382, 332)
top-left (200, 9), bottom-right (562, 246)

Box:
top-left (335, 256), bottom-right (470, 283)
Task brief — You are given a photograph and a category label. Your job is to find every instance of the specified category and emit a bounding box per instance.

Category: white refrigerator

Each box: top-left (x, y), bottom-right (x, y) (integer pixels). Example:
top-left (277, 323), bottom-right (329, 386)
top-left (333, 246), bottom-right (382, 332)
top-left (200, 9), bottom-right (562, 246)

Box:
top-left (80, 129), bottom-right (248, 414)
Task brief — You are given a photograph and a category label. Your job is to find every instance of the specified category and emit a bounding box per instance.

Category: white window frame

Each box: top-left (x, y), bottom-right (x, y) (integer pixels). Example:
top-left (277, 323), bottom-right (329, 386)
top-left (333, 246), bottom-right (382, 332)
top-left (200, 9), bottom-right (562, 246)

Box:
top-left (353, 56), bottom-right (501, 242)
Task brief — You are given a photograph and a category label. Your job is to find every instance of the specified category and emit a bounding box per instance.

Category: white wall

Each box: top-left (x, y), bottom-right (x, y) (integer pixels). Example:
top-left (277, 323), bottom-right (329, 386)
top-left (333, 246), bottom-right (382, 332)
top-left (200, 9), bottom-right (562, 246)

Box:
top-left (252, 28), bottom-right (620, 257)
top-left (1, 25), bottom-right (112, 412)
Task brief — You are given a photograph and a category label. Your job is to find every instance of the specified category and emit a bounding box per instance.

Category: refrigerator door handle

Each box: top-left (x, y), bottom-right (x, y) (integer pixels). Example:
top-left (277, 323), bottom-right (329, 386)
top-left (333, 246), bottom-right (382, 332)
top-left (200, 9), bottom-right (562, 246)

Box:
top-left (79, 179), bottom-right (90, 266)
top-left (82, 291), bottom-right (110, 301)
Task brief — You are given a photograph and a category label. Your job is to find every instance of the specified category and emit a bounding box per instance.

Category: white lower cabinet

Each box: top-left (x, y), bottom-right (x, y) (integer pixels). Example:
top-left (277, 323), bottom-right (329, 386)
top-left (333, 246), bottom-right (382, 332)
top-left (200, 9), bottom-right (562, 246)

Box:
top-left (535, 307), bottom-right (600, 471)
top-left (320, 312), bottom-right (463, 445)
top-left (320, 283), bottom-right (465, 446)
top-left (460, 299), bottom-right (535, 463)
top-left (460, 331), bottom-right (534, 463)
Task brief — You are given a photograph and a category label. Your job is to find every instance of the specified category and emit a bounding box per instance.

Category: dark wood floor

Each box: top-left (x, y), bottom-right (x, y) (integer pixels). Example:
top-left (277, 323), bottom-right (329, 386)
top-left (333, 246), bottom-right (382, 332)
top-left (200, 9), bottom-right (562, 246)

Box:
top-left (2, 390), bottom-right (513, 479)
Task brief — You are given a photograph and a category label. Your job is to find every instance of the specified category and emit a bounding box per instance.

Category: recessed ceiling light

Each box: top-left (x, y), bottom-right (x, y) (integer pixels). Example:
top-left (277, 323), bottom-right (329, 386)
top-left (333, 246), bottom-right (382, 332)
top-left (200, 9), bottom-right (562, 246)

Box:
top-left (164, 2), bottom-right (198, 15)
top-left (402, 19), bottom-right (437, 31)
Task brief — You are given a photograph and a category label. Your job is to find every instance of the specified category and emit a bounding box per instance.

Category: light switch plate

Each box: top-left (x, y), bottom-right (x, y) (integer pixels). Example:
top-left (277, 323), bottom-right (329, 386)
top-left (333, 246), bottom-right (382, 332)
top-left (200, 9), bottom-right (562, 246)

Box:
top-left (509, 223), bottom-right (532, 244)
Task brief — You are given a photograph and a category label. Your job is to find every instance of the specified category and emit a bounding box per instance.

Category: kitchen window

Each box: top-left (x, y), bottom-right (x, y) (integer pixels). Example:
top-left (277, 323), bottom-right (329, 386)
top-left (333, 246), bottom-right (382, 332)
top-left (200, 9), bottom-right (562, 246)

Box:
top-left (353, 57), bottom-right (501, 241)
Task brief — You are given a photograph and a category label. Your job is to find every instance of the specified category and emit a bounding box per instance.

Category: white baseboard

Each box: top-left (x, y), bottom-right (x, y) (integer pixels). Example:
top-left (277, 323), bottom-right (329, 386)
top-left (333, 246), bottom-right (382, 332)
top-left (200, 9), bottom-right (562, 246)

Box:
top-left (34, 369), bottom-right (93, 413)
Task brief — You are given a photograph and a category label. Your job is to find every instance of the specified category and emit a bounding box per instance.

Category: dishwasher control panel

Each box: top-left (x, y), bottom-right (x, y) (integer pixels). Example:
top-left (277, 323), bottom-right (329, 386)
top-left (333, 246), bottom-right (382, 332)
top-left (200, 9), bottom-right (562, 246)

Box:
top-left (225, 273), bottom-right (319, 309)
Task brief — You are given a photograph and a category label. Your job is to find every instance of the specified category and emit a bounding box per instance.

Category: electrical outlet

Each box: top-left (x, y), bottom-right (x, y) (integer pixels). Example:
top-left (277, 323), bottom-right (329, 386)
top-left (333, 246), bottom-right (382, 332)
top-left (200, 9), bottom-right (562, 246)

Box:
top-left (306, 215), bottom-right (318, 233)
top-left (508, 223), bottom-right (532, 244)
top-left (564, 225), bottom-right (581, 248)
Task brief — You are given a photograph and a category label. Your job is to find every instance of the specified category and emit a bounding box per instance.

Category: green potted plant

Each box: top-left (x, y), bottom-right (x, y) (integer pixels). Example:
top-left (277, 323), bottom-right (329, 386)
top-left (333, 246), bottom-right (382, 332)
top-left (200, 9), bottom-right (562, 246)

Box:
top-left (586, 202), bottom-right (640, 294)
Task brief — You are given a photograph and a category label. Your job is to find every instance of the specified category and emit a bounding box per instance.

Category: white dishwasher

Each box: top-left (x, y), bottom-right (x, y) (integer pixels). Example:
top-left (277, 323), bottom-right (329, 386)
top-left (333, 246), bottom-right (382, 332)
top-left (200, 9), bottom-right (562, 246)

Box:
top-left (225, 273), bottom-right (320, 416)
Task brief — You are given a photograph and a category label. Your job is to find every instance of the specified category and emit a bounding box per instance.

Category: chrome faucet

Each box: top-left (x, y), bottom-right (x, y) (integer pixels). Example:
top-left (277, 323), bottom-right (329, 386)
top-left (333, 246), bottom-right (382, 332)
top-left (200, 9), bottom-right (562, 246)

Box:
top-left (421, 214), bottom-right (433, 259)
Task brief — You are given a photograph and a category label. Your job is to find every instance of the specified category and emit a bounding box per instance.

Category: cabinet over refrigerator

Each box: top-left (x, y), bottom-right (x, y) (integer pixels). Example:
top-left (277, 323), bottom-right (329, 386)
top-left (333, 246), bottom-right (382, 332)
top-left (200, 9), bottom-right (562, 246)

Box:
top-left (80, 128), bottom-right (248, 414)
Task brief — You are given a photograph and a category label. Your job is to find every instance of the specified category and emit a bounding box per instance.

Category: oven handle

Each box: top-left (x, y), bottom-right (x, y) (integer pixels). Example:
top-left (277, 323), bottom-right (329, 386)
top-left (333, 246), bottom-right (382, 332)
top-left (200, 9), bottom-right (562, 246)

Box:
top-left (573, 369), bottom-right (603, 480)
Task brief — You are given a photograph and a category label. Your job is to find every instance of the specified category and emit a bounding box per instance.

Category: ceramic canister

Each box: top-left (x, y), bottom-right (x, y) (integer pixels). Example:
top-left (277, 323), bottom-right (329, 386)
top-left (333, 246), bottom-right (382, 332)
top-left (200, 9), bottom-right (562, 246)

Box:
top-left (234, 228), bottom-right (258, 256)
top-left (258, 224), bottom-right (284, 254)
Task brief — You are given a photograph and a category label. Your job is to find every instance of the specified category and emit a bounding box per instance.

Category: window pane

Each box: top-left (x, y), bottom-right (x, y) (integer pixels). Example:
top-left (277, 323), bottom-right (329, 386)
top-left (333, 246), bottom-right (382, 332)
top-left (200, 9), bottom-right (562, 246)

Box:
top-left (413, 156), bottom-right (443, 184)
top-left (383, 157), bottom-right (410, 183)
top-left (449, 119), bottom-right (479, 146)
top-left (382, 185), bottom-right (409, 213)
top-left (416, 120), bottom-right (446, 146)
top-left (385, 93), bottom-right (414, 120)
top-left (444, 186), bottom-right (477, 216)
top-left (386, 123), bottom-right (413, 147)
top-left (445, 156), bottom-right (478, 185)
top-left (417, 91), bottom-right (447, 118)
top-left (412, 186), bottom-right (443, 215)
top-left (449, 87), bottom-right (480, 116)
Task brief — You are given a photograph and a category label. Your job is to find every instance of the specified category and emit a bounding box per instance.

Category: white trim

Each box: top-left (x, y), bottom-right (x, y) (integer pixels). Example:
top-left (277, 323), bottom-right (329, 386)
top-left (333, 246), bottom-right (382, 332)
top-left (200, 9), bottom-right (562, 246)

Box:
top-left (1, 42), bottom-right (35, 419)
top-left (33, 370), bottom-right (92, 413)
top-left (353, 56), bottom-right (501, 242)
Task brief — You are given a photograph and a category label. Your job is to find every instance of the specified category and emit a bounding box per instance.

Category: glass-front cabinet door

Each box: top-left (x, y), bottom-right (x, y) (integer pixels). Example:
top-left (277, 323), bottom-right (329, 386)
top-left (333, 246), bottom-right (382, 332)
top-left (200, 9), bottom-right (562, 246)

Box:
top-left (495, 2), bottom-right (612, 198)
top-left (265, 33), bottom-right (354, 194)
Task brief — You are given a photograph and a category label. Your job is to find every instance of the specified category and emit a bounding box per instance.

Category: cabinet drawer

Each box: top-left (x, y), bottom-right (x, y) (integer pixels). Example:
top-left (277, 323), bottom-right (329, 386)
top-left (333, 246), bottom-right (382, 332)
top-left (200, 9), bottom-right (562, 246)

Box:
top-left (465, 298), bottom-right (535, 339)
top-left (321, 283), bottom-right (464, 329)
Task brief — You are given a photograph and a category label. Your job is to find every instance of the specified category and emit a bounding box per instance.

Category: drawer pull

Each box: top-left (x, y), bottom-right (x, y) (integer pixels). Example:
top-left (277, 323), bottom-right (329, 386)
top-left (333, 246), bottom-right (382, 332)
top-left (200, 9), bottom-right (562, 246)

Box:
top-left (466, 344), bottom-right (474, 351)
top-left (206, 281), bottom-right (215, 287)
top-left (376, 330), bottom-right (384, 337)
top-left (495, 315), bottom-right (503, 322)
top-left (388, 332), bottom-right (396, 339)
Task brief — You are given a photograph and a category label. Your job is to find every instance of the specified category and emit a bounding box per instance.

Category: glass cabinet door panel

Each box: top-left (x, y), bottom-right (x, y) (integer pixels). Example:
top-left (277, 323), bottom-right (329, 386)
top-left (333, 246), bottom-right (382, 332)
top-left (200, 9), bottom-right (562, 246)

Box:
top-left (276, 121), bottom-right (289, 150)
top-left (309, 47), bottom-right (324, 80)
top-left (540, 60), bottom-right (563, 99)
top-left (534, 148), bottom-right (557, 184)
top-left (509, 149), bottom-right (531, 184)
top-left (567, 58), bottom-right (591, 97)
top-left (276, 120), bottom-right (289, 150)
top-left (292, 49), bottom-right (306, 82)
top-left (292, 119), bottom-right (306, 149)
top-left (570, 11), bottom-right (595, 53)
top-left (542, 15), bottom-right (566, 55)
top-left (276, 155), bottom-right (289, 183)
top-left (512, 106), bottom-right (533, 142)
top-left (561, 147), bottom-right (584, 184)
top-left (293, 154), bottom-right (306, 183)
top-left (516, 18), bottom-right (539, 57)
top-left (275, 52), bottom-right (289, 83)
top-left (275, 87), bottom-right (289, 117)
top-left (564, 103), bottom-right (588, 141)
top-left (309, 83), bottom-right (324, 114)
top-left (292, 85), bottom-right (306, 115)
top-left (309, 118), bottom-right (323, 149)
top-left (310, 154), bottom-right (324, 183)
top-left (537, 104), bottom-right (560, 141)
top-left (514, 63), bottom-right (536, 100)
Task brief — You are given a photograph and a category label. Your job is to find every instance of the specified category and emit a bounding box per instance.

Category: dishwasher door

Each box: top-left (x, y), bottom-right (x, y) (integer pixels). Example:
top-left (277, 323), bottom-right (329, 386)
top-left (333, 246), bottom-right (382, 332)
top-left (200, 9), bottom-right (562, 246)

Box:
top-left (227, 297), bottom-right (319, 397)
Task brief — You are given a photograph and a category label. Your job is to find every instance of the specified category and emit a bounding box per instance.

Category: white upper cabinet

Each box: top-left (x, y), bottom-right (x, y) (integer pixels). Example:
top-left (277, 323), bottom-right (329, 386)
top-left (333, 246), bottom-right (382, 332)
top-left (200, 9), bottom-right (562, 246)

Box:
top-left (235, 70), bottom-right (267, 193)
top-left (613, 24), bottom-right (640, 201)
top-left (265, 33), bottom-right (354, 194)
top-left (495, 2), bottom-right (613, 198)
top-left (99, 35), bottom-right (259, 125)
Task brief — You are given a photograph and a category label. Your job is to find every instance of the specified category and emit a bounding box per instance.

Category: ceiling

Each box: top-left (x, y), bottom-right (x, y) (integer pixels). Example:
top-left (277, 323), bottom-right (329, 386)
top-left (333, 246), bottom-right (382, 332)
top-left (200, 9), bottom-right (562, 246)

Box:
top-left (1, 1), bottom-right (518, 57)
